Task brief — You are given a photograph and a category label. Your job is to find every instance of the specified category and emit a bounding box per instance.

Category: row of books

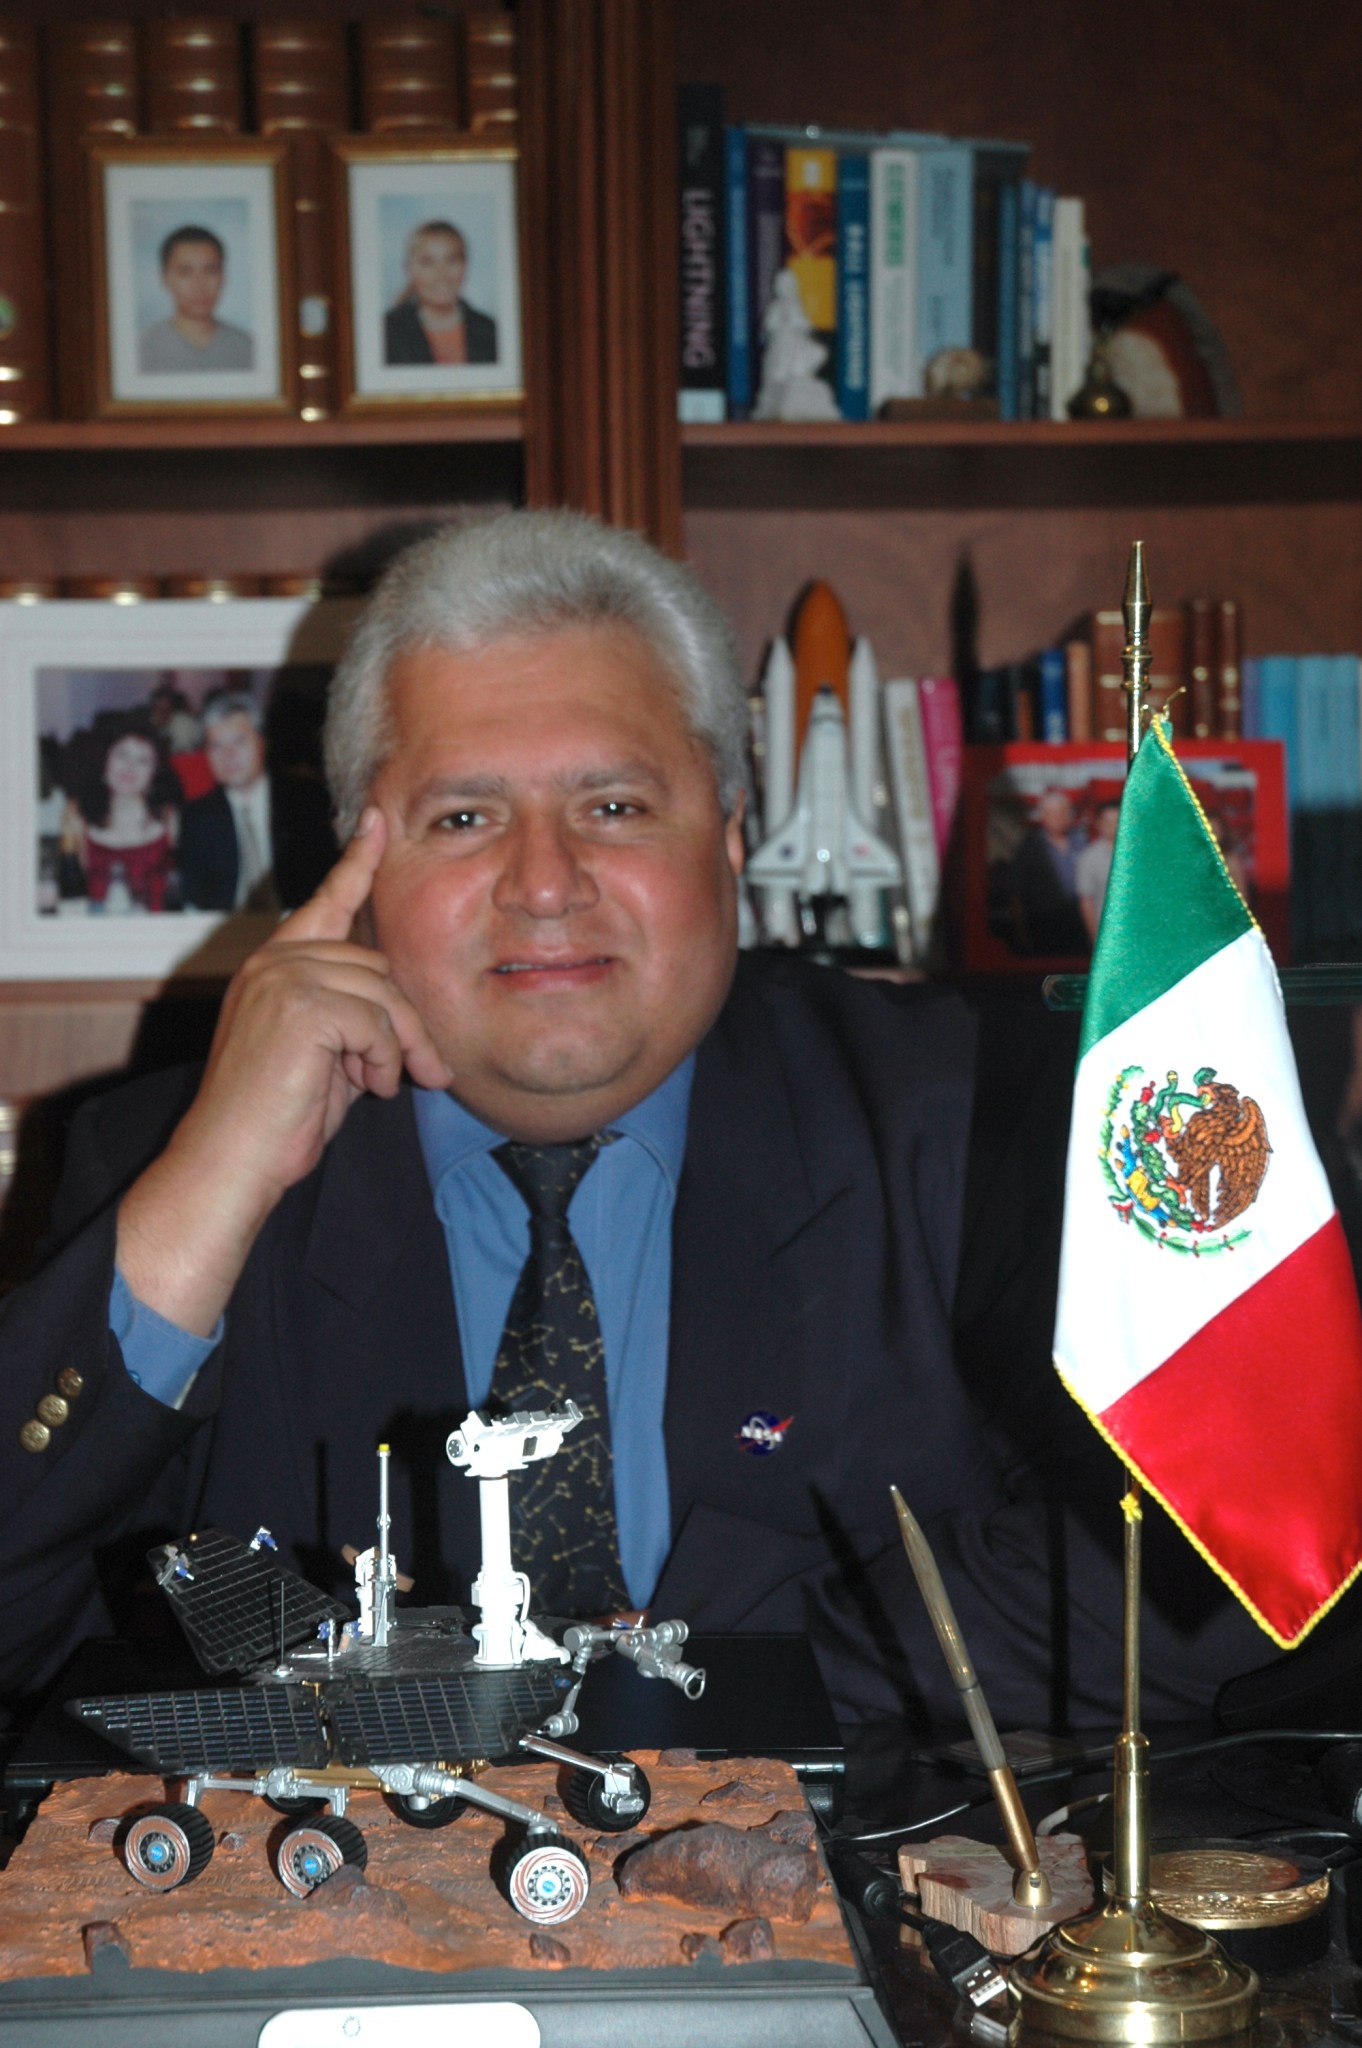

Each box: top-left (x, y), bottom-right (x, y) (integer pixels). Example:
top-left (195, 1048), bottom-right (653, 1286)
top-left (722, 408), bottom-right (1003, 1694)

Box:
top-left (1241, 652), bottom-right (1362, 962)
top-left (964, 599), bottom-right (1246, 747)
top-left (677, 86), bottom-right (1091, 424)
top-left (0, 10), bottom-right (517, 422)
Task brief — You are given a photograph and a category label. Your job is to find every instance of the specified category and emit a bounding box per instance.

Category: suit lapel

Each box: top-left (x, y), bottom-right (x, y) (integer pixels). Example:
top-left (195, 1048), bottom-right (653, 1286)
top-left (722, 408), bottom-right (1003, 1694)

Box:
top-left (288, 1089), bottom-right (479, 1601)
top-left (658, 963), bottom-right (854, 1610)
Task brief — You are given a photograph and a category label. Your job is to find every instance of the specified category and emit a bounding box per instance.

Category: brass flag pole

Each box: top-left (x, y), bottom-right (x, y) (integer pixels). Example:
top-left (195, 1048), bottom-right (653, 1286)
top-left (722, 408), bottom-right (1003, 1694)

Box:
top-left (1008, 544), bottom-right (1258, 2041)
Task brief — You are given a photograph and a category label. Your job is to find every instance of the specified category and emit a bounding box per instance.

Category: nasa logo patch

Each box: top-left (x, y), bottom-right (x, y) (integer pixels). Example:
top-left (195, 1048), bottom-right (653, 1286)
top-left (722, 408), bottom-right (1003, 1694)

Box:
top-left (737, 1411), bottom-right (793, 1456)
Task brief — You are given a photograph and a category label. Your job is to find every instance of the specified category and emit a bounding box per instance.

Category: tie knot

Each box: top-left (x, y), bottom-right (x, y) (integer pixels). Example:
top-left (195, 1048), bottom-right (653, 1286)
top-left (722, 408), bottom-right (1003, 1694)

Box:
top-left (492, 1136), bottom-right (604, 1221)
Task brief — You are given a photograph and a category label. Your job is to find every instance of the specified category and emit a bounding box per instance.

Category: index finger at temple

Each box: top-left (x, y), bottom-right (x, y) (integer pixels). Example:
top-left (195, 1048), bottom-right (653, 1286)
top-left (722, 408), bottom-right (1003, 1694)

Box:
top-left (283, 808), bottom-right (387, 942)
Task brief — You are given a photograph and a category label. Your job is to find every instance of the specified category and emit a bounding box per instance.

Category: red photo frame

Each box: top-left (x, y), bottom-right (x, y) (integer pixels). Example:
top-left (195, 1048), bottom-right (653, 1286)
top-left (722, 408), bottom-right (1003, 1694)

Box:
top-left (957, 740), bottom-right (1290, 974)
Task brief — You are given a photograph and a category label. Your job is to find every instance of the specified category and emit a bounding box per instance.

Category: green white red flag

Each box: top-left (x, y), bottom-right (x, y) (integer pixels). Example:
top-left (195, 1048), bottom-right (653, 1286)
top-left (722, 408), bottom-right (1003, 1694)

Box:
top-left (1054, 716), bottom-right (1362, 1646)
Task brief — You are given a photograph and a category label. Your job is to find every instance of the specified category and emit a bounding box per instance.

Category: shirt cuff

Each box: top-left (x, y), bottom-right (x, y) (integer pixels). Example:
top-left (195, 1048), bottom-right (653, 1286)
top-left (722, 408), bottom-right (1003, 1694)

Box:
top-left (109, 1267), bottom-right (223, 1412)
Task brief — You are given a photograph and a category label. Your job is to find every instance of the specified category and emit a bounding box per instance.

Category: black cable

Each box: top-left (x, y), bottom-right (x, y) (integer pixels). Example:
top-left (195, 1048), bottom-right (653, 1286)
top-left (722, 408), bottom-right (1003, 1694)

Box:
top-left (835, 1727), bottom-right (1362, 1850)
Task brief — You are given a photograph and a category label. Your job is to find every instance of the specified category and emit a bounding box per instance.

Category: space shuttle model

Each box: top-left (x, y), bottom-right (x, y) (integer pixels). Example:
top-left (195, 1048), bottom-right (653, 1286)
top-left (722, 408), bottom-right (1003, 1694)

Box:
top-left (747, 580), bottom-right (903, 950)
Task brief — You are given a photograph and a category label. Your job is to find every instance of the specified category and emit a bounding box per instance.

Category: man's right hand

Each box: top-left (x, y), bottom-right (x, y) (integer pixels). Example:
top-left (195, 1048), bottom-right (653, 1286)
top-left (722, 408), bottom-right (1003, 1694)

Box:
top-left (115, 810), bottom-right (451, 1337)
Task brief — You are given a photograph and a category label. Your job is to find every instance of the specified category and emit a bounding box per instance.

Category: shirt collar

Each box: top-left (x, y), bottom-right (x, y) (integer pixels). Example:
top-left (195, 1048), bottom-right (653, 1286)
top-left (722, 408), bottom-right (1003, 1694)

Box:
top-left (413, 1053), bottom-right (695, 1197)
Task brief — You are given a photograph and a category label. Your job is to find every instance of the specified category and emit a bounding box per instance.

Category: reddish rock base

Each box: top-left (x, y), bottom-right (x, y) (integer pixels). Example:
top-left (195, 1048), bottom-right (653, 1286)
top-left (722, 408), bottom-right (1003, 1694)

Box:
top-left (1, 1754), bottom-right (855, 1984)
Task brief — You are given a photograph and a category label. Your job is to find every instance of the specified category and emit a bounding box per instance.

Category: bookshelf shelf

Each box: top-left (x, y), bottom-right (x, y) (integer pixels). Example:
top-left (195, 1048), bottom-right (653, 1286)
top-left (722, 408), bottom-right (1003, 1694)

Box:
top-left (0, 412), bottom-right (524, 453)
top-left (682, 418), bottom-right (1362, 512)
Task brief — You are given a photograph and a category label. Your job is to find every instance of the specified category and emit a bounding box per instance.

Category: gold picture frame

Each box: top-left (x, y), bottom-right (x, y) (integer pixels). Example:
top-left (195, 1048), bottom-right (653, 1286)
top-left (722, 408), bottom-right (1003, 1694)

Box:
top-left (87, 137), bottom-right (296, 419)
top-left (332, 136), bottom-right (522, 413)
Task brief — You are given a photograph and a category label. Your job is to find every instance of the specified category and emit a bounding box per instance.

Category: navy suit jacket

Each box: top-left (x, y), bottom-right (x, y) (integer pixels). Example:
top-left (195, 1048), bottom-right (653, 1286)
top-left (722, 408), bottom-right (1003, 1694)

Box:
top-left (0, 955), bottom-right (1277, 1725)
top-left (177, 775), bottom-right (336, 914)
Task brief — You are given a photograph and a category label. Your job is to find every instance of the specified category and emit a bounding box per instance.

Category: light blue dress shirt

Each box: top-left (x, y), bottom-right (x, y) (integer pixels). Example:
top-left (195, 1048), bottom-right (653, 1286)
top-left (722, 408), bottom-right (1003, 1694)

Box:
top-left (112, 1057), bottom-right (693, 1609)
top-left (412, 1058), bottom-right (693, 1609)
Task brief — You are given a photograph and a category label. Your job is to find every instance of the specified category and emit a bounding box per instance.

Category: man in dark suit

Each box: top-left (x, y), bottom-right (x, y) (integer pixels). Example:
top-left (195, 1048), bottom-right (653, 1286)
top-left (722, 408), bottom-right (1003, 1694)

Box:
top-left (177, 693), bottom-right (336, 914)
top-left (0, 513), bottom-right (1273, 1727)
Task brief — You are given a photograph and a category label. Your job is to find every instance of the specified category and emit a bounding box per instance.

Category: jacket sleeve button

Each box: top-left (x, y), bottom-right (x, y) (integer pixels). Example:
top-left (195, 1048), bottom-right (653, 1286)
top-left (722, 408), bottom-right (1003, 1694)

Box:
top-left (19, 1419), bottom-right (51, 1453)
top-left (56, 1368), bottom-right (85, 1400)
top-left (36, 1394), bottom-right (69, 1428)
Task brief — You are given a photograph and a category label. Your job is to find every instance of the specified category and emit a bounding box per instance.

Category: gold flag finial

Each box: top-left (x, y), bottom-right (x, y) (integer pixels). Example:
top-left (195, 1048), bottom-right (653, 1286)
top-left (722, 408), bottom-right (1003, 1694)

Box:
top-left (1122, 540), bottom-right (1151, 767)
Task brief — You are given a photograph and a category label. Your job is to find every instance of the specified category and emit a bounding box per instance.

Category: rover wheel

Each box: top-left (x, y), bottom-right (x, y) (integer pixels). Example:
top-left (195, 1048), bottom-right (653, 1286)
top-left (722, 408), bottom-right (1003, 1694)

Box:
top-left (265, 1794), bottom-right (328, 1818)
top-left (562, 1759), bottom-right (651, 1832)
top-left (389, 1791), bottom-right (469, 1829)
top-left (502, 1831), bottom-right (589, 1924)
top-left (276, 1813), bottom-right (368, 1897)
top-left (123, 1802), bottom-right (216, 1891)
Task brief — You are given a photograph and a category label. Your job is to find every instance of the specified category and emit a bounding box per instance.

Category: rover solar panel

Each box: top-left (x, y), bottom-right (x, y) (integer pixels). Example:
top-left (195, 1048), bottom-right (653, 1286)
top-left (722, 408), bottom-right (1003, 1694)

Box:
top-left (327, 1667), bottom-right (568, 1767)
top-left (67, 1685), bottom-right (330, 1773)
top-left (149, 1530), bottom-right (352, 1676)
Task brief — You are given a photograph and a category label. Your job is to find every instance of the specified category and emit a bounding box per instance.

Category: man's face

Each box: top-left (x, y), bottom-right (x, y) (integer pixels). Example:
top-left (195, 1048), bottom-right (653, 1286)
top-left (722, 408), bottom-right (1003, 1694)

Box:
top-left (163, 239), bottom-right (225, 323)
top-left (1038, 792), bottom-right (1073, 838)
top-left (368, 624), bottom-right (745, 1141)
top-left (407, 232), bottom-right (466, 316)
top-left (206, 712), bottom-right (266, 792)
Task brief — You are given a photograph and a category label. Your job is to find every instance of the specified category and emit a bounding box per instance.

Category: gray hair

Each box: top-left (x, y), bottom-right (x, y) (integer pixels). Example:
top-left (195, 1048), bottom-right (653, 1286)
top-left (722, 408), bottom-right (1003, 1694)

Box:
top-left (202, 690), bottom-right (263, 733)
top-left (323, 509), bottom-right (747, 838)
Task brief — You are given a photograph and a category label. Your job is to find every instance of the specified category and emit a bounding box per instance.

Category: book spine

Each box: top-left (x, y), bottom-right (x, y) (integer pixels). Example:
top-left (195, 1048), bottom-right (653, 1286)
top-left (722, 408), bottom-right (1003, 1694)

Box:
top-left (1256, 657), bottom-right (1298, 806)
top-left (785, 144), bottom-right (836, 318)
top-left (1049, 195), bottom-right (1085, 419)
top-left (1091, 611), bottom-right (1124, 741)
top-left (994, 176), bottom-right (1020, 420)
top-left (916, 674), bottom-right (963, 864)
top-left (677, 83), bottom-right (726, 423)
top-left (968, 664), bottom-right (1008, 744)
top-left (869, 145), bottom-right (917, 405)
top-left (1216, 597), bottom-right (1243, 739)
top-left (142, 17), bottom-right (242, 134)
top-left (359, 13), bottom-right (459, 132)
top-left (746, 133), bottom-right (785, 404)
top-left (1017, 178), bottom-right (1037, 420)
top-left (0, 20), bottom-right (49, 420)
top-left (462, 8), bottom-right (518, 140)
top-left (1186, 596), bottom-right (1216, 738)
top-left (724, 125), bottom-right (751, 415)
top-left (1030, 184), bottom-right (1054, 420)
top-left (1294, 652), bottom-right (1333, 960)
top-left (915, 142), bottom-right (972, 386)
top-left (254, 19), bottom-right (351, 422)
top-left (1037, 646), bottom-right (1068, 740)
top-left (44, 19), bottom-right (142, 418)
top-left (882, 677), bottom-right (943, 966)
top-left (1065, 638), bottom-right (1093, 743)
top-left (835, 147), bottom-right (870, 420)
top-left (969, 142), bottom-right (1027, 411)
top-left (1240, 655), bottom-right (1261, 739)
top-left (1295, 654), bottom-right (1334, 812)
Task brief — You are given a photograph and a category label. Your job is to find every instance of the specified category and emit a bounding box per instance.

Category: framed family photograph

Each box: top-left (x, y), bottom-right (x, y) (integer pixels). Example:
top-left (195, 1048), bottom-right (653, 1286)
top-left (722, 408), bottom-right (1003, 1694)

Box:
top-left (333, 138), bottom-right (522, 410)
top-left (958, 740), bottom-right (1291, 974)
top-left (88, 138), bottom-right (295, 417)
top-left (0, 597), bottom-right (359, 982)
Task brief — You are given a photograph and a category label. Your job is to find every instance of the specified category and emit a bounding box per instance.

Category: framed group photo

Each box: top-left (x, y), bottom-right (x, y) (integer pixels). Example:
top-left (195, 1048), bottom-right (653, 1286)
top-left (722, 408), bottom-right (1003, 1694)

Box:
top-left (958, 740), bottom-right (1291, 974)
top-left (88, 139), bottom-right (294, 417)
top-left (1, 596), bottom-right (359, 982)
top-left (333, 139), bottom-right (522, 410)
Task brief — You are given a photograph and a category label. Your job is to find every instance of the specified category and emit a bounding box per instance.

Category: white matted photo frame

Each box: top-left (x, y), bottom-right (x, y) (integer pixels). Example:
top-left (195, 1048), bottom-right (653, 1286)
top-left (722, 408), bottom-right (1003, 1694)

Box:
top-left (1, 598), bottom-right (359, 982)
top-left (333, 138), bottom-right (522, 410)
top-left (88, 138), bottom-right (295, 417)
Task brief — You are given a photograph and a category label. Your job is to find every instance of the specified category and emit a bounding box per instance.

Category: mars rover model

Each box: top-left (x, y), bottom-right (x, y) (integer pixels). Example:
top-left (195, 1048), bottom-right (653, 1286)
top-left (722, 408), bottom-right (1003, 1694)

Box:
top-left (68, 1403), bottom-right (705, 1926)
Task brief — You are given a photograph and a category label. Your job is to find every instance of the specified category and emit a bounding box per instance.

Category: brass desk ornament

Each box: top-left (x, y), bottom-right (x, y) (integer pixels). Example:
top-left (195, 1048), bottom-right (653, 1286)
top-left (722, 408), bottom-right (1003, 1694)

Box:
top-left (1009, 545), bottom-right (1257, 2042)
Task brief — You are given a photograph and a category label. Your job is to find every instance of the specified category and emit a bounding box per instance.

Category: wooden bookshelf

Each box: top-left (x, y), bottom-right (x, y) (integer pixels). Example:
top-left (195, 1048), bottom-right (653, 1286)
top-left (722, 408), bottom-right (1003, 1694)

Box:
top-left (2, 0), bottom-right (1361, 1228)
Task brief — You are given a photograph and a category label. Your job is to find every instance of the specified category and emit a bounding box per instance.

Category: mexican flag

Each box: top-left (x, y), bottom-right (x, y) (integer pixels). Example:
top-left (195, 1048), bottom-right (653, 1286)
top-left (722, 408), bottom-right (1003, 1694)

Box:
top-left (1054, 716), bottom-right (1362, 1646)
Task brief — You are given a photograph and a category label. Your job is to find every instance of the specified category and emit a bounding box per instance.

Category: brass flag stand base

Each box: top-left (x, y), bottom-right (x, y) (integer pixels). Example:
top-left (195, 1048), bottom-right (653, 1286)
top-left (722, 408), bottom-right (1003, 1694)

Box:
top-left (1009, 1880), bottom-right (1258, 2043)
top-left (1009, 1486), bottom-right (1256, 2043)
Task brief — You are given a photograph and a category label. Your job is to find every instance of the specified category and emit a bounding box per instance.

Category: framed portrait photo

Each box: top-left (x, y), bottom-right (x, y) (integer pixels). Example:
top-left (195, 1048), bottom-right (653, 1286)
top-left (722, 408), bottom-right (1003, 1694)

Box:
top-left (958, 740), bottom-right (1290, 974)
top-left (0, 596), bottom-right (359, 983)
top-left (334, 138), bottom-right (522, 410)
top-left (88, 138), bottom-right (295, 416)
